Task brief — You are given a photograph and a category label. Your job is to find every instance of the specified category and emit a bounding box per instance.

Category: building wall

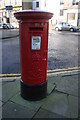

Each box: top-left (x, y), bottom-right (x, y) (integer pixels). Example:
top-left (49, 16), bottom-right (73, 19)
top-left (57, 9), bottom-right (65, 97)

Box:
top-left (0, 0), bottom-right (80, 27)
top-left (0, 0), bottom-right (22, 9)
top-left (78, 1), bottom-right (80, 26)
top-left (22, 0), bottom-right (46, 10)
top-left (22, 2), bottom-right (32, 10)
top-left (44, 0), bottom-right (60, 24)
top-left (64, 0), bottom-right (72, 9)
top-left (0, 0), bottom-right (22, 27)
top-left (64, 9), bottom-right (78, 26)
top-left (58, 0), bottom-right (80, 27)
top-left (22, 0), bottom-right (33, 10)
top-left (79, 1), bottom-right (80, 8)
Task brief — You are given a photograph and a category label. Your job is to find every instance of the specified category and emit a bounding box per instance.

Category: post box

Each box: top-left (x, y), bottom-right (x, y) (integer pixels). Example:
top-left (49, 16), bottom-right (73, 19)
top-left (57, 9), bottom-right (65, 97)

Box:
top-left (14, 10), bottom-right (53, 101)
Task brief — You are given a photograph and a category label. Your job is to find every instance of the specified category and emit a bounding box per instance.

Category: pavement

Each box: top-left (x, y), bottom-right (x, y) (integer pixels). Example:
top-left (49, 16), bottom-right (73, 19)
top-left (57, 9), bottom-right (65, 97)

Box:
top-left (0, 70), bottom-right (79, 119)
top-left (0, 28), bottom-right (80, 40)
top-left (0, 29), bottom-right (80, 119)
top-left (0, 29), bottom-right (19, 40)
top-left (49, 29), bottom-right (80, 36)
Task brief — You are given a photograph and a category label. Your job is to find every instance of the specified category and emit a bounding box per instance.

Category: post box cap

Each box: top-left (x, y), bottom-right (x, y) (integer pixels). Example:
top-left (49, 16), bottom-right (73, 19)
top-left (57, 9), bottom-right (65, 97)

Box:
top-left (14, 10), bottom-right (53, 20)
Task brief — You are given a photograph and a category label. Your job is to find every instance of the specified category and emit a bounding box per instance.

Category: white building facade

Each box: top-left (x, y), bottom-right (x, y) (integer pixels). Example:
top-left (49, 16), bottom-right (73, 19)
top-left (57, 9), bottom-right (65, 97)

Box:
top-left (0, 0), bottom-right (22, 27)
top-left (31, 0), bottom-right (60, 25)
top-left (59, 0), bottom-right (80, 27)
top-left (0, 0), bottom-right (80, 27)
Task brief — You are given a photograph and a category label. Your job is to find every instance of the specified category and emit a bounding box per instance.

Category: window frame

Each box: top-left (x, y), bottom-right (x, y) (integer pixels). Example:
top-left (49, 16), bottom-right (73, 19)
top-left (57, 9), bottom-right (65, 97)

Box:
top-left (72, 0), bottom-right (79, 5)
top-left (36, 1), bottom-right (39, 8)
top-left (60, 10), bottom-right (64, 16)
top-left (60, 0), bottom-right (64, 5)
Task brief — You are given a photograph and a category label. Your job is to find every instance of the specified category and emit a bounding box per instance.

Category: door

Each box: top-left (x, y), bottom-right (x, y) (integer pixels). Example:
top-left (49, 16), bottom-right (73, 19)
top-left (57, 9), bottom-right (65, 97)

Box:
top-left (28, 31), bottom-right (47, 84)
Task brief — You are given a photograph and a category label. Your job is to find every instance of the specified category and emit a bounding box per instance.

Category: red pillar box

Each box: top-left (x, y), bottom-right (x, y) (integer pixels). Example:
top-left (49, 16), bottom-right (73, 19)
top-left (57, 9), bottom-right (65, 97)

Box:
top-left (14, 10), bottom-right (53, 101)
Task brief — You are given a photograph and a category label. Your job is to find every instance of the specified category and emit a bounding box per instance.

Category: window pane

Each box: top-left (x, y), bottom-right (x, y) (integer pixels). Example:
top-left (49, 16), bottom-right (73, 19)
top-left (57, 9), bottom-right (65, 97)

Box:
top-left (60, 0), bottom-right (64, 4)
top-left (68, 13), bottom-right (75, 20)
top-left (78, 13), bottom-right (80, 19)
top-left (60, 10), bottom-right (64, 16)
top-left (15, 0), bottom-right (17, 5)
top-left (72, 0), bottom-right (79, 5)
top-left (36, 2), bottom-right (39, 7)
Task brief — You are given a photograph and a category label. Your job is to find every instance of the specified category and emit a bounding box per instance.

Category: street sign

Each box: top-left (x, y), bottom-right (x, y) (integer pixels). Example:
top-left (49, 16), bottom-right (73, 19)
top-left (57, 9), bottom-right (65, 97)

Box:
top-left (6, 6), bottom-right (13, 10)
top-left (6, 5), bottom-right (13, 31)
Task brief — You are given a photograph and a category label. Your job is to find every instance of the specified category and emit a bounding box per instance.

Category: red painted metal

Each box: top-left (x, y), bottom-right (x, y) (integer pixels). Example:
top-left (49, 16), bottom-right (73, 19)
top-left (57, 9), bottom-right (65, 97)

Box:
top-left (14, 10), bottom-right (53, 85)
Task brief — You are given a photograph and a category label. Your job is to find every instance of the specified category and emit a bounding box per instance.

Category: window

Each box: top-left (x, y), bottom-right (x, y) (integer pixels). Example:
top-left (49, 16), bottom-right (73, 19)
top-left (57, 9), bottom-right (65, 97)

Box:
top-left (0, 17), bottom-right (1, 23)
top-left (3, 0), bottom-right (7, 6)
top-left (0, 3), bottom-right (1, 7)
top-left (68, 13), bottom-right (75, 20)
top-left (60, 10), bottom-right (64, 16)
top-left (36, 2), bottom-right (39, 7)
top-left (78, 13), bottom-right (80, 19)
top-left (72, 0), bottom-right (79, 5)
top-left (60, 0), bottom-right (64, 5)
top-left (15, 0), bottom-right (18, 5)
top-left (10, 0), bottom-right (12, 4)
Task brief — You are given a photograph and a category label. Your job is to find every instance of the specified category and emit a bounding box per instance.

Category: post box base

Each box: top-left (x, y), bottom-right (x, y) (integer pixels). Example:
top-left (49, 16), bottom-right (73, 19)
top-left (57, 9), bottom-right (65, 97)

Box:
top-left (20, 80), bottom-right (47, 101)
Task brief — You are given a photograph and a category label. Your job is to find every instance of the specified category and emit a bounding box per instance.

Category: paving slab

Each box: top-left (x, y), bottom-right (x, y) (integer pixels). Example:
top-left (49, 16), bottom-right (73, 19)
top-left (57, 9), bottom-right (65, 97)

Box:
top-left (2, 77), bottom-right (20, 85)
top-left (60, 75), bottom-right (78, 96)
top-left (42, 91), bottom-right (70, 118)
top-left (0, 101), bottom-right (2, 120)
top-left (0, 80), bottom-right (2, 87)
top-left (9, 79), bottom-right (56, 112)
top-left (10, 92), bottom-right (47, 112)
top-left (0, 84), bottom-right (2, 102)
top-left (47, 75), bottom-right (67, 93)
top-left (47, 75), bottom-right (62, 84)
top-left (2, 101), bottom-right (36, 118)
top-left (0, 86), bottom-right (2, 101)
top-left (1, 75), bottom-right (79, 119)
top-left (79, 97), bottom-right (80, 119)
top-left (1, 29), bottom-right (19, 39)
top-left (34, 108), bottom-right (65, 118)
top-left (2, 79), bottom-right (20, 102)
top-left (47, 75), bottom-right (78, 96)
top-left (47, 82), bottom-right (56, 95)
top-left (0, 107), bottom-right (2, 120)
top-left (0, 101), bottom-right (1, 106)
top-left (68, 95), bottom-right (78, 118)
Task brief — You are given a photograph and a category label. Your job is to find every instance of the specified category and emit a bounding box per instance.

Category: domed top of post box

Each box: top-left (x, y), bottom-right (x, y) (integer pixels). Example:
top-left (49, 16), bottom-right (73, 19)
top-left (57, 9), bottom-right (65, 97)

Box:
top-left (14, 10), bottom-right (53, 21)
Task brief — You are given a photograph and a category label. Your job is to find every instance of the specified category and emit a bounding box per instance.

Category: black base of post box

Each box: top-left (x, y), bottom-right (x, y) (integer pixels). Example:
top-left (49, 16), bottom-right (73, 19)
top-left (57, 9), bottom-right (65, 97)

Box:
top-left (20, 80), bottom-right (47, 101)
